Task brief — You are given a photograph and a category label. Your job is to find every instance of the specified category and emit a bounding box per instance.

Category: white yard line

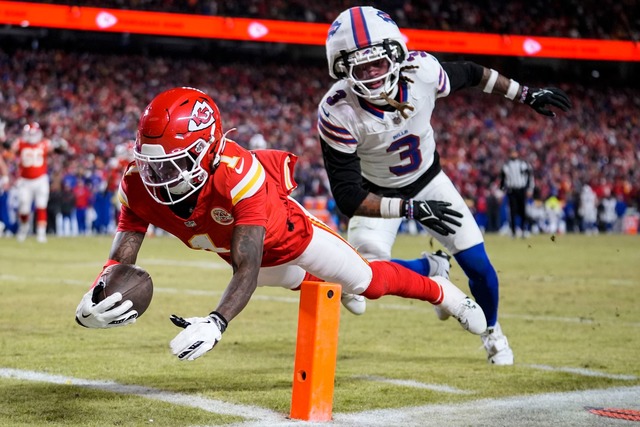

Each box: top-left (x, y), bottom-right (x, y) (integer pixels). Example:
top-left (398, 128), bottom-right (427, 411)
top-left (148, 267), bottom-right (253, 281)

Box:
top-left (0, 368), bottom-right (281, 422)
top-left (353, 375), bottom-right (474, 394)
top-left (524, 364), bottom-right (638, 380)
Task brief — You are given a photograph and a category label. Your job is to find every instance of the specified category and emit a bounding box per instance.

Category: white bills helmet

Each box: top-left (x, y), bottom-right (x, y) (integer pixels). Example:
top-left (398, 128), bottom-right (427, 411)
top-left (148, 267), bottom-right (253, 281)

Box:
top-left (326, 7), bottom-right (409, 101)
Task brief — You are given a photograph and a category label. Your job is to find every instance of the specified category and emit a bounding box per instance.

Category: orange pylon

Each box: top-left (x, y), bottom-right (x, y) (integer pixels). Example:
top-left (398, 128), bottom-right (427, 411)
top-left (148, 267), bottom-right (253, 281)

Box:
top-left (289, 281), bottom-right (342, 421)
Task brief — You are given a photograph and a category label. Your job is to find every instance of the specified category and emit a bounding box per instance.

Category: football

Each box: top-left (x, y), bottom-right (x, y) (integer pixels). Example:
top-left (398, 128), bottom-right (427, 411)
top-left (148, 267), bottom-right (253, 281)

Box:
top-left (94, 264), bottom-right (154, 317)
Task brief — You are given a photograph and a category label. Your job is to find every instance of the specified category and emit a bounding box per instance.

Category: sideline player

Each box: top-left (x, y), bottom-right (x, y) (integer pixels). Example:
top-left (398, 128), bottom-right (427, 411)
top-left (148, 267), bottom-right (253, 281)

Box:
top-left (318, 7), bottom-right (571, 364)
top-left (74, 87), bottom-right (487, 361)
top-left (12, 122), bottom-right (53, 243)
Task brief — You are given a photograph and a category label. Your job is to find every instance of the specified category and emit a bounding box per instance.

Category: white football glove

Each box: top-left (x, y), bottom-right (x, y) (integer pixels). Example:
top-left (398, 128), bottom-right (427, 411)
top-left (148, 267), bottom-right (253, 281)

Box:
top-left (169, 312), bottom-right (227, 361)
top-left (75, 284), bottom-right (138, 328)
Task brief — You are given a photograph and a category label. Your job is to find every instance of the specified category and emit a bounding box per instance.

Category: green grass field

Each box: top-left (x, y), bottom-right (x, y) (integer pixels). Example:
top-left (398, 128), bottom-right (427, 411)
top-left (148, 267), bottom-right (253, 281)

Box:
top-left (1, 233), bottom-right (639, 426)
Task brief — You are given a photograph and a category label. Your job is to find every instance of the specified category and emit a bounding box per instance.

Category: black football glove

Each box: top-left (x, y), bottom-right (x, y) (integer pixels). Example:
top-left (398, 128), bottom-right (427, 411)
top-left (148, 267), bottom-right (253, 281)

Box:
top-left (522, 87), bottom-right (571, 117)
top-left (403, 200), bottom-right (463, 236)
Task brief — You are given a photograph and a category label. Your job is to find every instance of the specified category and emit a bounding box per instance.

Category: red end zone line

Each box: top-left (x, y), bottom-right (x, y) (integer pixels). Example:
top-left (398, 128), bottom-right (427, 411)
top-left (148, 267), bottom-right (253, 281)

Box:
top-left (586, 407), bottom-right (640, 422)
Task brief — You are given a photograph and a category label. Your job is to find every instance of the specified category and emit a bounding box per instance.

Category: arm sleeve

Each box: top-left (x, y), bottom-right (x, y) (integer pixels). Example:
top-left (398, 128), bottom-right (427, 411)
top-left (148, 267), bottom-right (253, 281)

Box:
top-left (441, 61), bottom-right (484, 92)
top-left (320, 137), bottom-right (369, 218)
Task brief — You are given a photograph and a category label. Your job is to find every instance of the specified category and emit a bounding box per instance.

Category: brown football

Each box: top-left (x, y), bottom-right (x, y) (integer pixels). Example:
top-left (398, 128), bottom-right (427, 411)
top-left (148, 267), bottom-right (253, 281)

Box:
top-left (94, 264), bottom-right (154, 317)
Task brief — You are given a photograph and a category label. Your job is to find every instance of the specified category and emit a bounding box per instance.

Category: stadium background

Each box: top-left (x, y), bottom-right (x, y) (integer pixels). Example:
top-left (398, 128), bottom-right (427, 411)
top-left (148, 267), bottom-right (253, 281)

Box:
top-left (0, 0), bottom-right (638, 237)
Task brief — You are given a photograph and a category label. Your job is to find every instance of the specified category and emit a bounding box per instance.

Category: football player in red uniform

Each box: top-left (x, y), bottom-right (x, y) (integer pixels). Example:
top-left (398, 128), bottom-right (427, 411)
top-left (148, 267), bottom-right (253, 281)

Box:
top-left (13, 122), bottom-right (53, 243)
top-left (75, 87), bottom-right (487, 361)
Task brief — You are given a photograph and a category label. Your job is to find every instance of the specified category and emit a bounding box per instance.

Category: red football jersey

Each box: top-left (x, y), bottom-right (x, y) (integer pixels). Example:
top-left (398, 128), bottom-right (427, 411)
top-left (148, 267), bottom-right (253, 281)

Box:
top-left (15, 138), bottom-right (51, 179)
top-left (117, 141), bottom-right (313, 267)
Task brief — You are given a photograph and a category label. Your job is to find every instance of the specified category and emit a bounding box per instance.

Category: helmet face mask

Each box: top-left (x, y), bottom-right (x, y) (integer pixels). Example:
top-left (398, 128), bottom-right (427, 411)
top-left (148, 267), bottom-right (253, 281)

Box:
top-left (136, 138), bottom-right (210, 204)
top-left (326, 7), bottom-right (408, 101)
top-left (134, 87), bottom-right (224, 205)
top-left (342, 41), bottom-right (403, 100)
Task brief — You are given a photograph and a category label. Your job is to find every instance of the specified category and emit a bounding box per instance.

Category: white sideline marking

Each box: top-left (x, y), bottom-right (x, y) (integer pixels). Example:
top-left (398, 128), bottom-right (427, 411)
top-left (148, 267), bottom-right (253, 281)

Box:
top-left (330, 385), bottom-right (640, 427)
top-left (354, 375), bottom-right (473, 394)
top-left (0, 368), bottom-right (281, 423)
top-left (524, 364), bottom-right (638, 380)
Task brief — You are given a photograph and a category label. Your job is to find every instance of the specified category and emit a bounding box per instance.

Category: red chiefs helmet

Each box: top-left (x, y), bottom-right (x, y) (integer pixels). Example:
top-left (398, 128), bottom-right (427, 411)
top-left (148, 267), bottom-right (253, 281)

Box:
top-left (134, 87), bottom-right (226, 205)
top-left (22, 122), bottom-right (44, 144)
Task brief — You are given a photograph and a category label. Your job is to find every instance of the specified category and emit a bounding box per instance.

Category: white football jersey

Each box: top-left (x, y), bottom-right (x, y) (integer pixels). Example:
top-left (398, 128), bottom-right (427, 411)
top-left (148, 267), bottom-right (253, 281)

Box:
top-left (318, 52), bottom-right (451, 189)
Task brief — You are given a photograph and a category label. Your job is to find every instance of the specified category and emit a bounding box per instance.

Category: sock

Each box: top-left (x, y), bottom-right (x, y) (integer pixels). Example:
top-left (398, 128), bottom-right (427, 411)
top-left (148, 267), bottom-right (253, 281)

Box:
top-left (390, 256), bottom-right (430, 276)
top-left (454, 243), bottom-right (499, 327)
top-left (362, 260), bottom-right (442, 304)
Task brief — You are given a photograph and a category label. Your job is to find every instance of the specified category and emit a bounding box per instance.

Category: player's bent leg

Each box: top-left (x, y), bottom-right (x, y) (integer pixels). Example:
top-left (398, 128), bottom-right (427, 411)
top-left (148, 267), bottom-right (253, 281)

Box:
top-left (265, 224), bottom-right (372, 315)
top-left (454, 243), bottom-right (499, 327)
top-left (455, 243), bottom-right (514, 365)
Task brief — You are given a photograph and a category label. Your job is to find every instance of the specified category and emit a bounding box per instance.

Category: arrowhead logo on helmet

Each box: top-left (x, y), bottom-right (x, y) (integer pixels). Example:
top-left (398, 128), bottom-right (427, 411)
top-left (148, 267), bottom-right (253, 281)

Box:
top-left (189, 101), bottom-right (216, 131)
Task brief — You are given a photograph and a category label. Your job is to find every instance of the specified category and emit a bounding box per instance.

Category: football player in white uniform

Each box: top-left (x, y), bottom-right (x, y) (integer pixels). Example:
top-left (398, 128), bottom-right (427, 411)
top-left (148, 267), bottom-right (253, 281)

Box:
top-left (318, 6), bottom-right (571, 365)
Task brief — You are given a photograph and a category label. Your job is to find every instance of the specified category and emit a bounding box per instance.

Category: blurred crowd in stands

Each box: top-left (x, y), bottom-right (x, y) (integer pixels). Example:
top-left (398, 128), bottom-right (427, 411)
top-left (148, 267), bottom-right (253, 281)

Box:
top-left (26, 0), bottom-right (639, 40)
top-left (0, 47), bottom-right (638, 238)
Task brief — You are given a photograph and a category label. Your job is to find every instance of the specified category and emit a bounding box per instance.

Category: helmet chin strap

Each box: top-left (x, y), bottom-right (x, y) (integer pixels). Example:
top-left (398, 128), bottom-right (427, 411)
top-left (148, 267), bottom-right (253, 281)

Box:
top-left (211, 128), bottom-right (235, 170)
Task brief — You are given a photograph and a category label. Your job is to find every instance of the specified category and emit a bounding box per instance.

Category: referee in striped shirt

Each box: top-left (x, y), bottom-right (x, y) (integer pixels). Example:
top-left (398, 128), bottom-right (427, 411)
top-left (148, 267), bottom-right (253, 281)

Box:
top-left (500, 149), bottom-right (535, 237)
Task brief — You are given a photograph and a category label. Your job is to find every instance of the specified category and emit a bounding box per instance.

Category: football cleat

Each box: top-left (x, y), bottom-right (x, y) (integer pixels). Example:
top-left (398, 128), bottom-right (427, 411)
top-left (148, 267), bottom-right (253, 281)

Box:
top-left (432, 276), bottom-right (487, 335)
top-left (341, 293), bottom-right (366, 315)
top-left (481, 322), bottom-right (514, 365)
top-left (424, 250), bottom-right (452, 279)
top-left (16, 223), bottom-right (29, 243)
top-left (427, 250), bottom-right (453, 320)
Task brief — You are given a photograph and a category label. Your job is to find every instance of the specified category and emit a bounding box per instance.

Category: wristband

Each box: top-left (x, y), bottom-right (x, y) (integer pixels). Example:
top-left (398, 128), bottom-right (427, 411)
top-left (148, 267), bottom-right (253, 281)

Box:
top-left (209, 311), bottom-right (228, 333)
top-left (505, 79), bottom-right (520, 100)
top-left (483, 69), bottom-right (499, 93)
top-left (402, 199), bottom-right (415, 219)
top-left (91, 259), bottom-right (121, 288)
top-left (380, 197), bottom-right (403, 218)
top-left (519, 86), bottom-right (529, 103)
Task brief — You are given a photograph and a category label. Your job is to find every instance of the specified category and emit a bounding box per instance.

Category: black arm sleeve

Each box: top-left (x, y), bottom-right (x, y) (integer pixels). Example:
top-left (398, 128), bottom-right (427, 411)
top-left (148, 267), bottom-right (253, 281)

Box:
top-left (320, 138), bottom-right (369, 218)
top-left (441, 61), bottom-right (484, 93)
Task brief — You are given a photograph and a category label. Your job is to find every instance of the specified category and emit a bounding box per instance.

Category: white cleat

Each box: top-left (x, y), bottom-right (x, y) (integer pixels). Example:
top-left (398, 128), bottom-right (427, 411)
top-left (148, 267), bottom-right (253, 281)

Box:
top-left (432, 276), bottom-right (487, 335)
top-left (424, 250), bottom-right (452, 279)
top-left (481, 322), bottom-right (514, 365)
top-left (16, 223), bottom-right (29, 243)
top-left (340, 293), bottom-right (366, 315)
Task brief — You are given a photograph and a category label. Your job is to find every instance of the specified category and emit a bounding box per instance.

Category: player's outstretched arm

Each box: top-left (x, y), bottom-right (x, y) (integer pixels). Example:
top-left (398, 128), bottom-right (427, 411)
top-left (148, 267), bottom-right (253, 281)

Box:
top-left (443, 62), bottom-right (572, 117)
top-left (75, 231), bottom-right (145, 328)
top-left (169, 224), bottom-right (265, 361)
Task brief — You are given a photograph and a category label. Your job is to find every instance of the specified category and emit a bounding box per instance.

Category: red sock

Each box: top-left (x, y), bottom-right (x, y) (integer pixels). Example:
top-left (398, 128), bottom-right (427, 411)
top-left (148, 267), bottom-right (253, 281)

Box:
top-left (362, 261), bottom-right (443, 304)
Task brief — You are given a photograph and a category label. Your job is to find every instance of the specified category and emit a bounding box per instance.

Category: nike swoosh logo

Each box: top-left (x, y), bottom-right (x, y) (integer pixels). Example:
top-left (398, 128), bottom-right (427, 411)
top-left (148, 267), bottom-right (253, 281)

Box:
top-left (81, 313), bottom-right (91, 318)
top-left (234, 158), bottom-right (244, 174)
top-left (321, 105), bottom-right (330, 118)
